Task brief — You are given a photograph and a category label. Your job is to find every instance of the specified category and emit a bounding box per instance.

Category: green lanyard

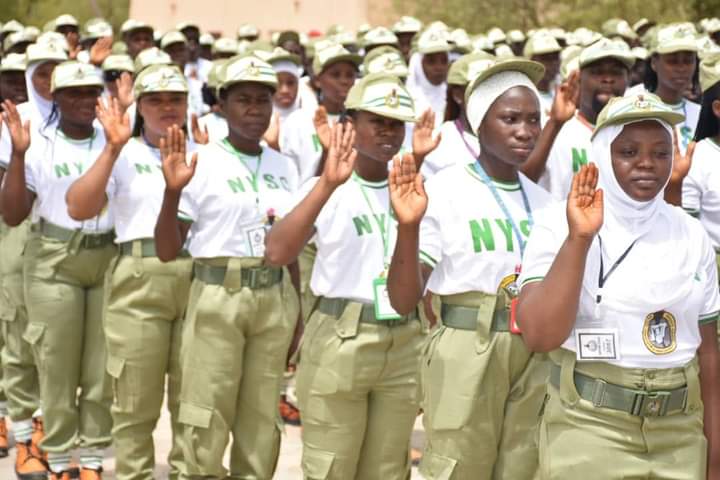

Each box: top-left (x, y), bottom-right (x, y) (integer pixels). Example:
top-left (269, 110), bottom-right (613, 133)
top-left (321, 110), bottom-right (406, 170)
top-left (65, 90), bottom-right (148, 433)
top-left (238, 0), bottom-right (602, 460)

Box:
top-left (222, 138), bottom-right (263, 210)
top-left (352, 171), bottom-right (393, 273)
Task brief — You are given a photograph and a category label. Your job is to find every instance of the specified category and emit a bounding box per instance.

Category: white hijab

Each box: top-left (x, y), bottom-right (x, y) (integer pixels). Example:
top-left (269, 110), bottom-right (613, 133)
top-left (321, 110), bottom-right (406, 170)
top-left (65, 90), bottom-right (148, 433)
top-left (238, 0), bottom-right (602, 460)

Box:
top-left (406, 52), bottom-right (446, 125)
top-left (588, 120), bottom-right (694, 311)
top-left (24, 61), bottom-right (56, 127)
top-left (272, 60), bottom-right (302, 122)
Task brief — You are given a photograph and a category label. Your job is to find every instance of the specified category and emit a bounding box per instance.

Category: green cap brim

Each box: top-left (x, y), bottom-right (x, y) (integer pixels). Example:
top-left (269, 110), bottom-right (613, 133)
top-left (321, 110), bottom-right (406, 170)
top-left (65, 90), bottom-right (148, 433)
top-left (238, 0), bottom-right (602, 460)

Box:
top-left (591, 111), bottom-right (685, 139)
top-left (316, 53), bottom-right (361, 74)
top-left (464, 59), bottom-right (545, 104)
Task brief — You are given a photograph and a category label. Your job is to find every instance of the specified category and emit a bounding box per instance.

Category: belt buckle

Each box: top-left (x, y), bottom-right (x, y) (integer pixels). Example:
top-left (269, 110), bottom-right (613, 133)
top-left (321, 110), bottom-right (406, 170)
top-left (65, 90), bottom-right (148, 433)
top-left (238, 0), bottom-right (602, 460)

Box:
top-left (633, 391), bottom-right (670, 417)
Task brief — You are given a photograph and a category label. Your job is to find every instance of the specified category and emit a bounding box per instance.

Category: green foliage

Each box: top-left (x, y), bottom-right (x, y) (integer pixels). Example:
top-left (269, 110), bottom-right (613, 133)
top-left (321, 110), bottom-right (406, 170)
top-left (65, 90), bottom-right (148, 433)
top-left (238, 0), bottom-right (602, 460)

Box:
top-left (1, 0), bottom-right (130, 33)
top-left (393, 0), bottom-right (710, 33)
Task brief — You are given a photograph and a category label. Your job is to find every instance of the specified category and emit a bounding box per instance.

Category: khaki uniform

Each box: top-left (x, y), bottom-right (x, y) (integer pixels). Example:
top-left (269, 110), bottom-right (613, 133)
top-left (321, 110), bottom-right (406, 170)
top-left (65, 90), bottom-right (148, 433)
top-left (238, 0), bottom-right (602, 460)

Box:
top-left (539, 348), bottom-right (706, 479)
top-left (0, 220), bottom-right (39, 422)
top-left (104, 240), bottom-right (192, 480)
top-left (419, 292), bottom-right (548, 480)
top-left (23, 224), bottom-right (116, 453)
top-left (177, 257), bottom-right (298, 479)
top-left (296, 299), bottom-right (425, 479)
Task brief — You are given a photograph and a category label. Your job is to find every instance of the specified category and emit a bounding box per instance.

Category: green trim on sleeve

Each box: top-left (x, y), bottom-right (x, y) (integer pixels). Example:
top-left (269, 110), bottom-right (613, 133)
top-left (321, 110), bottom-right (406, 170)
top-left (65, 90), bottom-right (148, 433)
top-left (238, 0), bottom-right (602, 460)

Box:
top-left (699, 311), bottom-right (719, 325)
top-left (683, 208), bottom-right (700, 218)
top-left (177, 213), bottom-right (194, 224)
top-left (520, 276), bottom-right (545, 287)
top-left (419, 250), bottom-right (437, 268)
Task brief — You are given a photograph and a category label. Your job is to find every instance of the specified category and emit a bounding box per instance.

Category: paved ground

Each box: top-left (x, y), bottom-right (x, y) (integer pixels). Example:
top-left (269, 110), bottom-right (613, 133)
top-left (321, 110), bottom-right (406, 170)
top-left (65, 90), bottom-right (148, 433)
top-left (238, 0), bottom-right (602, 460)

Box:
top-left (0, 404), bottom-right (424, 478)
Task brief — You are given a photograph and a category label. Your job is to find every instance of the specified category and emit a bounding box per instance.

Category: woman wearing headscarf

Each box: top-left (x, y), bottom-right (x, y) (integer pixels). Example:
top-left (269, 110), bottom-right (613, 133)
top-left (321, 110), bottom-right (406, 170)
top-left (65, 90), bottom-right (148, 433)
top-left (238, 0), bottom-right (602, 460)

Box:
top-left (387, 58), bottom-right (553, 479)
top-left (517, 93), bottom-right (720, 478)
top-left (406, 28), bottom-right (451, 131)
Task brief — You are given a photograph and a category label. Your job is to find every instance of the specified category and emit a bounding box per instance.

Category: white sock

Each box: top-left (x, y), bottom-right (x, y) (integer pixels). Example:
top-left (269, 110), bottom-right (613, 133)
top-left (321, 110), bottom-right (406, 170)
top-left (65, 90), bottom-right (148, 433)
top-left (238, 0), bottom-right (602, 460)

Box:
top-left (12, 418), bottom-right (33, 443)
top-left (79, 448), bottom-right (104, 470)
top-left (47, 451), bottom-right (72, 473)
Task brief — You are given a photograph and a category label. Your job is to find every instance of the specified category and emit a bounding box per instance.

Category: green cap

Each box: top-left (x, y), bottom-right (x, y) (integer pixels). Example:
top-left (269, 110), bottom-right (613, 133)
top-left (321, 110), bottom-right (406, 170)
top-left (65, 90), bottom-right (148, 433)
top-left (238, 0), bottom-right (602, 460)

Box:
top-left (699, 54), bottom-right (720, 92)
top-left (161, 31), bottom-right (187, 50)
top-left (363, 46), bottom-right (408, 78)
top-left (487, 27), bottom-right (506, 45)
top-left (592, 93), bottom-right (685, 139)
top-left (220, 54), bottom-right (277, 91)
top-left (176, 22), bottom-right (199, 32)
top-left (82, 18), bottom-right (113, 41)
top-left (37, 31), bottom-right (69, 51)
top-left (523, 33), bottom-right (561, 57)
top-left (416, 28), bottom-right (451, 54)
top-left (332, 31), bottom-right (358, 48)
top-left (246, 39), bottom-right (274, 53)
top-left (704, 18), bottom-right (720, 35)
top-left (363, 27), bottom-right (398, 49)
top-left (653, 23), bottom-right (698, 54)
top-left (561, 46), bottom-right (582, 79)
top-left (472, 35), bottom-right (494, 52)
top-left (507, 30), bottom-right (525, 43)
top-left (633, 18), bottom-right (652, 33)
top-left (237, 24), bottom-right (259, 40)
top-left (0, 53), bottom-right (27, 72)
top-left (448, 51), bottom-right (495, 86)
top-left (26, 41), bottom-right (68, 64)
top-left (573, 27), bottom-right (603, 47)
top-left (51, 60), bottom-right (103, 92)
top-left (450, 29), bottom-right (472, 54)
top-left (134, 47), bottom-right (172, 73)
top-left (465, 58), bottom-right (545, 104)
top-left (54, 14), bottom-right (78, 28)
top-left (1, 20), bottom-right (23, 35)
top-left (602, 19), bottom-right (637, 41)
top-left (345, 72), bottom-right (415, 122)
top-left (632, 46), bottom-right (649, 60)
top-left (579, 38), bottom-right (635, 69)
top-left (121, 19), bottom-right (153, 35)
top-left (212, 37), bottom-right (239, 55)
top-left (133, 64), bottom-right (188, 98)
top-left (494, 45), bottom-right (515, 58)
top-left (111, 42), bottom-right (128, 54)
top-left (199, 33), bottom-right (215, 47)
top-left (207, 59), bottom-right (228, 90)
top-left (392, 16), bottom-right (422, 34)
top-left (3, 30), bottom-right (35, 52)
top-left (698, 36), bottom-right (720, 60)
top-left (313, 42), bottom-right (361, 75)
top-left (265, 46), bottom-right (301, 66)
top-left (102, 54), bottom-right (134, 73)
top-left (357, 23), bottom-right (372, 36)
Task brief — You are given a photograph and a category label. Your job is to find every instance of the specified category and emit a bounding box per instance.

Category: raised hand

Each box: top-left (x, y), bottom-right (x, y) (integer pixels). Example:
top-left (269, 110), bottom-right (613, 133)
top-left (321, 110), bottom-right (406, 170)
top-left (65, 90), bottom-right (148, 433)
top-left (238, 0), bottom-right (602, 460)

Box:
top-left (321, 121), bottom-right (356, 188)
top-left (313, 106), bottom-right (332, 150)
top-left (90, 37), bottom-right (113, 67)
top-left (389, 153), bottom-right (428, 226)
top-left (670, 130), bottom-right (695, 185)
top-left (550, 69), bottom-right (580, 123)
top-left (2, 100), bottom-right (30, 156)
top-left (412, 108), bottom-right (441, 164)
top-left (160, 125), bottom-right (197, 192)
top-left (190, 113), bottom-right (210, 145)
top-left (567, 163), bottom-right (603, 240)
top-left (263, 112), bottom-right (281, 150)
top-left (115, 72), bottom-right (135, 113)
top-left (96, 97), bottom-right (131, 148)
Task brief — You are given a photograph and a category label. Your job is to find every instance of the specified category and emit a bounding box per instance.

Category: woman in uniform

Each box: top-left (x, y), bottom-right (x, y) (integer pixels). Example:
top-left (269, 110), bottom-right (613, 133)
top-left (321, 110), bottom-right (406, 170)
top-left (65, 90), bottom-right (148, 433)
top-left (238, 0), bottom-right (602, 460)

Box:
top-left (65, 64), bottom-right (194, 480)
top-left (517, 93), bottom-right (720, 479)
top-left (1, 60), bottom-right (116, 480)
top-left (406, 28), bottom-right (451, 130)
top-left (386, 59), bottom-right (552, 479)
top-left (153, 54), bottom-right (300, 479)
top-left (265, 72), bottom-right (436, 480)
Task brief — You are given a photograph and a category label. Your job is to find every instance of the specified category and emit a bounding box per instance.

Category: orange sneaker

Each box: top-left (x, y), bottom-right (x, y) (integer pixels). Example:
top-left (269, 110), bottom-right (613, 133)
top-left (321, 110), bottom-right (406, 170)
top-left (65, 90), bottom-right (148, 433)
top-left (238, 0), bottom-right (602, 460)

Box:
top-left (79, 468), bottom-right (102, 480)
top-left (49, 471), bottom-right (72, 480)
top-left (30, 417), bottom-right (46, 462)
top-left (14, 441), bottom-right (48, 480)
top-left (0, 417), bottom-right (9, 457)
top-left (279, 396), bottom-right (301, 426)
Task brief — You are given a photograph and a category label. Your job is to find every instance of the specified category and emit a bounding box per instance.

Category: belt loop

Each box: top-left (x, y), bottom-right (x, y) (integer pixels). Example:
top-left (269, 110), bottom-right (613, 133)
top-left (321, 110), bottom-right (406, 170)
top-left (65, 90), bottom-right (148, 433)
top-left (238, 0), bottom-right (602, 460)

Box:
top-left (559, 350), bottom-right (580, 406)
top-left (132, 240), bottom-right (143, 277)
top-left (66, 230), bottom-right (82, 255)
top-left (223, 258), bottom-right (243, 292)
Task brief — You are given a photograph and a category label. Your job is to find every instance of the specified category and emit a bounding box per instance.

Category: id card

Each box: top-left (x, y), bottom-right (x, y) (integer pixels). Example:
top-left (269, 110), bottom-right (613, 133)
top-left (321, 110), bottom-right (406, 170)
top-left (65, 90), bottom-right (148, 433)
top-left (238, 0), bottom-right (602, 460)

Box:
top-left (575, 328), bottom-right (620, 361)
top-left (372, 277), bottom-right (402, 321)
top-left (244, 223), bottom-right (267, 258)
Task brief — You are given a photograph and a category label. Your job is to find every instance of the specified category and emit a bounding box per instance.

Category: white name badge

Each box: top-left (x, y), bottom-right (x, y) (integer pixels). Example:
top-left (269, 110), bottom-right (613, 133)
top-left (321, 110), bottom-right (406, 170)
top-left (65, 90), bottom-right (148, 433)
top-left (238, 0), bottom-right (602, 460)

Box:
top-left (575, 328), bottom-right (620, 361)
top-left (372, 277), bottom-right (402, 321)
top-left (244, 223), bottom-right (267, 258)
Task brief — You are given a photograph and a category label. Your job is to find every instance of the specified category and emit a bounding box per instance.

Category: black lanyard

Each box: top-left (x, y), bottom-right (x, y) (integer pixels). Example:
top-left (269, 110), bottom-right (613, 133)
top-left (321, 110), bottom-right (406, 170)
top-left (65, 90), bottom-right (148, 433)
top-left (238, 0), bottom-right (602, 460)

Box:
top-left (596, 236), bottom-right (636, 303)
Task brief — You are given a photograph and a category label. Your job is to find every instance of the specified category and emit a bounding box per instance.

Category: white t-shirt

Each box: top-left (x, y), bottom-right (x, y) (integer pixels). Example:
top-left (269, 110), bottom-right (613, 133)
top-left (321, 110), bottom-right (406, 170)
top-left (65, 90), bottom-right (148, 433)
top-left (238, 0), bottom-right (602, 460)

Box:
top-left (519, 202), bottom-right (720, 369)
top-left (420, 163), bottom-right (553, 295)
top-left (539, 113), bottom-right (593, 200)
top-left (178, 140), bottom-right (298, 258)
top-left (280, 108), bottom-right (339, 185)
top-left (296, 173), bottom-right (396, 303)
top-left (107, 137), bottom-right (198, 243)
top-left (197, 112), bottom-right (228, 144)
top-left (421, 120), bottom-right (478, 178)
top-left (25, 127), bottom-right (114, 233)
top-left (683, 137), bottom-right (720, 249)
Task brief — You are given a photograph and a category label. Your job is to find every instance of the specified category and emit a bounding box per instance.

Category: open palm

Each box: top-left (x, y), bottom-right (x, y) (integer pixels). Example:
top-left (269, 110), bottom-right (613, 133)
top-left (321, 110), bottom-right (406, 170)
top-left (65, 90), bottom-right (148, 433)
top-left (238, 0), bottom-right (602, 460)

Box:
top-left (322, 121), bottom-right (356, 188)
top-left (313, 106), bottom-right (332, 150)
top-left (160, 125), bottom-right (197, 192)
top-left (97, 97), bottom-right (131, 148)
top-left (389, 153), bottom-right (427, 226)
top-left (567, 163), bottom-right (603, 239)
top-left (412, 108), bottom-right (441, 160)
top-left (2, 100), bottom-right (30, 155)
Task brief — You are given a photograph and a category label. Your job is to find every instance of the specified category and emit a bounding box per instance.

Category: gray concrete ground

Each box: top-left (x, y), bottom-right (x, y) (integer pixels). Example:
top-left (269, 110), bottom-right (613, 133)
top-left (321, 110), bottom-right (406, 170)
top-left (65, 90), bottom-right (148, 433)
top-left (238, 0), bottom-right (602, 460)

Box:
top-left (0, 404), bottom-right (424, 478)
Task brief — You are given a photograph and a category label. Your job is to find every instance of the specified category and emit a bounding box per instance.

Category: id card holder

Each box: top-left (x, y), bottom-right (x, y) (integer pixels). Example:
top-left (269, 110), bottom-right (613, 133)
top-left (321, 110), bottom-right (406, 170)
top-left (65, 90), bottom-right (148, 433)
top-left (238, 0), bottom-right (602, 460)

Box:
top-left (574, 328), bottom-right (620, 361)
top-left (509, 298), bottom-right (521, 334)
top-left (243, 222), bottom-right (267, 258)
top-left (372, 277), bottom-right (402, 321)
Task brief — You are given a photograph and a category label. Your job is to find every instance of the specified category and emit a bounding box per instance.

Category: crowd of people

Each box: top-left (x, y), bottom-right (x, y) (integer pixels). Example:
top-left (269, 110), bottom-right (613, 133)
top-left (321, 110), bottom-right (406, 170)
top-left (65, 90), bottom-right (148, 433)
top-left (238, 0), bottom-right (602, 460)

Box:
top-left (0, 10), bottom-right (719, 480)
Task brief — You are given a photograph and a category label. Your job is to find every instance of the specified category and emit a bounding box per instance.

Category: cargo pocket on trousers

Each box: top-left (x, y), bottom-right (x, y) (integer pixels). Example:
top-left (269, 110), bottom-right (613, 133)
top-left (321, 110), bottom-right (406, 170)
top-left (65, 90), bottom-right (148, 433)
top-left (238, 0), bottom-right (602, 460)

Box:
top-left (106, 355), bottom-right (136, 412)
top-left (178, 401), bottom-right (226, 474)
top-left (22, 323), bottom-right (46, 368)
top-left (301, 446), bottom-right (335, 479)
top-left (418, 452), bottom-right (458, 480)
